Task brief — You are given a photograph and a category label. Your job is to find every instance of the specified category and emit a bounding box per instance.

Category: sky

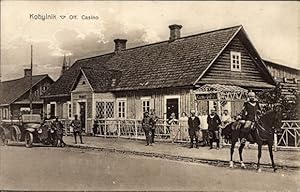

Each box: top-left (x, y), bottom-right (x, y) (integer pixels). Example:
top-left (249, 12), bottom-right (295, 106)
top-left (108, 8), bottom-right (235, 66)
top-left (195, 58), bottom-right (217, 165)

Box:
top-left (1, 1), bottom-right (299, 81)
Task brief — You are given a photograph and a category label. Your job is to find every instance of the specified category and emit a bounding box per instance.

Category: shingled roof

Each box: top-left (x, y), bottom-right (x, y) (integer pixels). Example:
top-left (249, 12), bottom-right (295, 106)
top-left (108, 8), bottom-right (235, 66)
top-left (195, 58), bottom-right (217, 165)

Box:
top-left (0, 74), bottom-right (50, 105)
top-left (45, 25), bottom-right (274, 97)
top-left (72, 67), bottom-right (122, 93)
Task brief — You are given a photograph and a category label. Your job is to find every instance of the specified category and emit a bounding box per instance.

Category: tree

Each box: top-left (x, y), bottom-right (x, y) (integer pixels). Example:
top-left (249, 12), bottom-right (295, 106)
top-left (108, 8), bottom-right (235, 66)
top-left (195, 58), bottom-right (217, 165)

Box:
top-left (257, 83), bottom-right (299, 120)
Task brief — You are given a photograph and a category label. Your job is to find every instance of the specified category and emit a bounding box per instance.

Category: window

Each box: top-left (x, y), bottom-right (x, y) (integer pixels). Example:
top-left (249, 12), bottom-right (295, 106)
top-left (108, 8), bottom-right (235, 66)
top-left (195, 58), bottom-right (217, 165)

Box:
top-left (141, 97), bottom-right (151, 113)
top-left (230, 51), bottom-right (241, 71)
top-left (68, 102), bottom-right (72, 118)
top-left (95, 101), bottom-right (114, 119)
top-left (3, 108), bottom-right (8, 120)
top-left (117, 99), bottom-right (126, 118)
top-left (0, 109), bottom-right (2, 120)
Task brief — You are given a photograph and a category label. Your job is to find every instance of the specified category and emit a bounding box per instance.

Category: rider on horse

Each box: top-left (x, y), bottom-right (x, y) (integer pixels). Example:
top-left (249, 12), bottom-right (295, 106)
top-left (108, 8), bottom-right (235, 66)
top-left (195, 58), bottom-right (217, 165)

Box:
top-left (240, 91), bottom-right (261, 144)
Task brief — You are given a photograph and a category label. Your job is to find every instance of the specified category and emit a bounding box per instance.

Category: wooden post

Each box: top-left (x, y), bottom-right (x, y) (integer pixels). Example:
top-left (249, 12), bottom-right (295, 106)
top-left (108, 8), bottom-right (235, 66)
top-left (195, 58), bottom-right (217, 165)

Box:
top-left (274, 133), bottom-right (278, 152)
top-left (104, 119), bottom-right (107, 138)
top-left (118, 120), bottom-right (121, 137)
top-left (135, 120), bottom-right (138, 140)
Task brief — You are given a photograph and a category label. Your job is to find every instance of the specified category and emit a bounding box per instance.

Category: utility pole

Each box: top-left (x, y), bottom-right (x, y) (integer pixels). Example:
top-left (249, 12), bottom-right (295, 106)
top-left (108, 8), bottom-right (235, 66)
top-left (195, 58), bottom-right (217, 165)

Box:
top-left (29, 45), bottom-right (33, 114)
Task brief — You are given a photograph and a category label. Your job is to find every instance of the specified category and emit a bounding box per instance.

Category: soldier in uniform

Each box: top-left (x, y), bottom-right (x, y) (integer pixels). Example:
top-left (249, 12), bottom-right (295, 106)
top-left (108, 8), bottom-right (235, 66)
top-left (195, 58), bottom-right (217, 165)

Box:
top-left (142, 111), bottom-right (154, 146)
top-left (188, 109), bottom-right (201, 149)
top-left (240, 91), bottom-right (261, 144)
top-left (52, 116), bottom-right (66, 147)
top-left (71, 115), bottom-right (83, 144)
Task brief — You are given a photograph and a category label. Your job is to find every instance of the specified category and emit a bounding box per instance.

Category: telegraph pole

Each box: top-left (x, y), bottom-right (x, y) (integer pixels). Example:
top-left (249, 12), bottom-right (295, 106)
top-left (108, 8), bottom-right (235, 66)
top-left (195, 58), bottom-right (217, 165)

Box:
top-left (29, 45), bottom-right (33, 114)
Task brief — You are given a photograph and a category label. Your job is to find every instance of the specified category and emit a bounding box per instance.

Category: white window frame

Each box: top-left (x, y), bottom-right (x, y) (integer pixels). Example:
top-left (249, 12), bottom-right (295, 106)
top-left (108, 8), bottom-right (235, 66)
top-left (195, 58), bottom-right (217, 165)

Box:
top-left (141, 96), bottom-right (151, 114)
top-left (67, 101), bottom-right (72, 119)
top-left (230, 51), bottom-right (241, 72)
top-left (3, 108), bottom-right (9, 120)
top-left (164, 95), bottom-right (181, 120)
top-left (50, 102), bottom-right (57, 117)
top-left (0, 108), bottom-right (2, 120)
top-left (94, 99), bottom-right (115, 119)
top-left (117, 98), bottom-right (127, 119)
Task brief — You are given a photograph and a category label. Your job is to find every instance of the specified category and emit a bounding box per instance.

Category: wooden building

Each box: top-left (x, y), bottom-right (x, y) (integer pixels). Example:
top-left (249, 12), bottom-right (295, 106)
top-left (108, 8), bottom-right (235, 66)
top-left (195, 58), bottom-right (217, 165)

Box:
top-left (0, 69), bottom-right (53, 120)
top-left (43, 25), bottom-right (276, 133)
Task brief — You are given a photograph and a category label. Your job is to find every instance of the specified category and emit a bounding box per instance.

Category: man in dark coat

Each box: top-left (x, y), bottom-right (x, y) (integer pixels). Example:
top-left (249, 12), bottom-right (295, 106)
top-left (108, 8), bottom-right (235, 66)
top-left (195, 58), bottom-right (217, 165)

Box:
top-left (142, 111), bottom-right (154, 146)
top-left (188, 109), bottom-right (200, 149)
top-left (207, 108), bottom-right (221, 149)
top-left (240, 91), bottom-right (261, 143)
top-left (149, 109), bottom-right (159, 144)
top-left (52, 116), bottom-right (66, 147)
top-left (71, 115), bottom-right (83, 144)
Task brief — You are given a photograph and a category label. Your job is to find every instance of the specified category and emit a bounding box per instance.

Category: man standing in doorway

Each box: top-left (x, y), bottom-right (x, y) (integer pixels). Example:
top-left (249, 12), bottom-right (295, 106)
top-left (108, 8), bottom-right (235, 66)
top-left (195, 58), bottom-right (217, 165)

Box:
top-left (188, 110), bottom-right (201, 149)
top-left (71, 115), bottom-right (83, 144)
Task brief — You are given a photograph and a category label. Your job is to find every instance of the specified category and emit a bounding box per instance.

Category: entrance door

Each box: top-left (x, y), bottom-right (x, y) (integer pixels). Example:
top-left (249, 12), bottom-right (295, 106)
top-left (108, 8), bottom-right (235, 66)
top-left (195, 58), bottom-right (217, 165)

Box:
top-left (79, 102), bottom-right (86, 129)
top-left (166, 98), bottom-right (179, 119)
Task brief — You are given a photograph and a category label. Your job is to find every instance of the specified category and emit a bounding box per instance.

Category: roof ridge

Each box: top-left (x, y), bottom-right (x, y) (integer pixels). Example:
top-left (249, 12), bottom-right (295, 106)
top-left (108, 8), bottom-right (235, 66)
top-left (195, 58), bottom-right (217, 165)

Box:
top-left (1, 74), bottom-right (48, 83)
top-left (74, 25), bottom-right (242, 62)
top-left (263, 59), bottom-right (300, 71)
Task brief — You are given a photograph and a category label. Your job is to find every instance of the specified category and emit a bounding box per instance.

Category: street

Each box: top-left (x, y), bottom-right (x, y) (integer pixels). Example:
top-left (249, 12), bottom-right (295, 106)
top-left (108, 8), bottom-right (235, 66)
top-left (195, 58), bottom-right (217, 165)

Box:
top-left (0, 145), bottom-right (299, 191)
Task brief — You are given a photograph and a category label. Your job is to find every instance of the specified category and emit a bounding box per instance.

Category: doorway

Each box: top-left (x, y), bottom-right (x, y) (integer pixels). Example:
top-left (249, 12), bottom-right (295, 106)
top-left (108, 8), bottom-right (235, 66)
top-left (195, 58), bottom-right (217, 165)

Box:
top-left (166, 98), bottom-right (179, 119)
top-left (79, 102), bottom-right (86, 129)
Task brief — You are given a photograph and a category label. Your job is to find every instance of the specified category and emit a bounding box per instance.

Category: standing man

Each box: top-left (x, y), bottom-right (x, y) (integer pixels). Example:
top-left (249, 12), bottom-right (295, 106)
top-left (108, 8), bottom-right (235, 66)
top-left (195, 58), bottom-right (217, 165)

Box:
top-left (71, 115), bottom-right (83, 144)
top-left (142, 111), bottom-right (154, 146)
top-left (199, 110), bottom-right (209, 146)
top-left (207, 108), bottom-right (221, 150)
top-left (52, 116), bottom-right (66, 147)
top-left (188, 110), bottom-right (201, 149)
top-left (149, 109), bottom-right (159, 144)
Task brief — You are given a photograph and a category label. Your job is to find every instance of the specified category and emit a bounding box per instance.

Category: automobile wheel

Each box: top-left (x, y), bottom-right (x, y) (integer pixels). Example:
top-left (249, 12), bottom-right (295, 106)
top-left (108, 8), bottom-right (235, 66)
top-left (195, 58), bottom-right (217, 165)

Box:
top-left (1, 131), bottom-right (8, 146)
top-left (25, 132), bottom-right (33, 148)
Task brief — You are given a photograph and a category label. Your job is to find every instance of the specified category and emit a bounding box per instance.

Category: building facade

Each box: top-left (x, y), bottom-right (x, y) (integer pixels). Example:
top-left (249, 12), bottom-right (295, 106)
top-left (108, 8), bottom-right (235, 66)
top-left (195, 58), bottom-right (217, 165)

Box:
top-left (43, 24), bottom-right (277, 133)
top-left (0, 69), bottom-right (54, 120)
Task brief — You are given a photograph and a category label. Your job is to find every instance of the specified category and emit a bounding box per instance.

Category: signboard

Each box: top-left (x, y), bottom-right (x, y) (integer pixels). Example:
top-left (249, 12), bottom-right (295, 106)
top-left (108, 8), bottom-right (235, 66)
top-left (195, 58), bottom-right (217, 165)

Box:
top-left (195, 93), bottom-right (218, 100)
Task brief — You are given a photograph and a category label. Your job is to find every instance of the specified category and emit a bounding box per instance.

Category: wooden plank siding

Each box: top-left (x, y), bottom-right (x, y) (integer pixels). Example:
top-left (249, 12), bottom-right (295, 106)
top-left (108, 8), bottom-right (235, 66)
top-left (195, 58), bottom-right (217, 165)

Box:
top-left (200, 36), bottom-right (268, 86)
top-left (114, 88), bottom-right (194, 120)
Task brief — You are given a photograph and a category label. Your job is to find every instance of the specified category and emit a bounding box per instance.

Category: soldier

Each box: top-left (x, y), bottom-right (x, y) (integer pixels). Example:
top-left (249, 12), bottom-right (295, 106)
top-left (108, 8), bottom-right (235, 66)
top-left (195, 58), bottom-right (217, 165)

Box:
top-left (188, 110), bottom-right (201, 149)
top-left (52, 116), bottom-right (66, 147)
top-left (71, 115), bottom-right (83, 144)
top-left (142, 111), bottom-right (154, 146)
top-left (149, 109), bottom-right (159, 144)
top-left (240, 91), bottom-right (261, 143)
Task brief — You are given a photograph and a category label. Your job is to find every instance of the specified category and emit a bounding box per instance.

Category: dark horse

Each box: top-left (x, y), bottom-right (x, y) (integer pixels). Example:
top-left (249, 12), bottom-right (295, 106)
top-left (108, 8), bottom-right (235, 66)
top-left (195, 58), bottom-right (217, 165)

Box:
top-left (222, 107), bottom-right (282, 172)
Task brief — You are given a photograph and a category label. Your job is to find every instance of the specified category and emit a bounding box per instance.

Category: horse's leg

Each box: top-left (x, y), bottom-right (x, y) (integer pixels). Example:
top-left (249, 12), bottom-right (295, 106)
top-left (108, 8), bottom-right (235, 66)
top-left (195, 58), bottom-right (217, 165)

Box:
top-left (229, 141), bottom-right (235, 168)
top-left (239, 140), bottom-right (246, 168)
top-left (268, 143), bottom-right (277, 172)
top-left (257, 144), bottom-right (262, 172)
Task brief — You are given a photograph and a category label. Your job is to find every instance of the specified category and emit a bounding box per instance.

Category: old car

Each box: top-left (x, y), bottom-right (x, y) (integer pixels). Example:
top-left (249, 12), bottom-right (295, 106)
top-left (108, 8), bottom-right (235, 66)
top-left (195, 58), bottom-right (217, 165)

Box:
top-left (0, 114), bottom-right (58, 148)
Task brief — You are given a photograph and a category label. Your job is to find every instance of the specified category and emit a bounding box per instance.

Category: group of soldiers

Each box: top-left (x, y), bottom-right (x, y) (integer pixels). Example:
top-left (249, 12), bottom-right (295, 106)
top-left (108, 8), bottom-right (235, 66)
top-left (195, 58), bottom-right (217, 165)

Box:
top-left (50, 114), bottom-right (84, 146)
top-left (141, 91), bottom-right (261, 149)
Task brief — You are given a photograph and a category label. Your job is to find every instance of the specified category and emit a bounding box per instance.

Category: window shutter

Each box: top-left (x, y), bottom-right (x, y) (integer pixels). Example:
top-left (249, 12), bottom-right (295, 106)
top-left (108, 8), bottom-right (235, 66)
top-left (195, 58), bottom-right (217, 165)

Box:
top-left (46, 104), bottom-right (51, 118)
top-left (62, 103), bottom-right (68, 119)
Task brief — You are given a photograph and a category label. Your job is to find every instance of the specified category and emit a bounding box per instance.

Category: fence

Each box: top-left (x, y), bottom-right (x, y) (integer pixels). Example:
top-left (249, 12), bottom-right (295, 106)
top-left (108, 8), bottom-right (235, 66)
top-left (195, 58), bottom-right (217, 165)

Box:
top-left (92, 119), bottom-right (190, 142)
top-left (58, 118), bottom-right (299, 150)
top-left (275, 120), bottom-right (300, 150)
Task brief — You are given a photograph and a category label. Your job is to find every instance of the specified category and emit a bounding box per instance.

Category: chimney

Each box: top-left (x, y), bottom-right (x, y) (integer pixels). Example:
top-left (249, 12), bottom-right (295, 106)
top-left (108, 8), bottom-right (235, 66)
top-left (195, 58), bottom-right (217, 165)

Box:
top-left (24, 68), bottom-right (32, 77)
top-left (169, 24), bottom-right (182, 41)
top-left (114, 39), bottom-right (127, 52)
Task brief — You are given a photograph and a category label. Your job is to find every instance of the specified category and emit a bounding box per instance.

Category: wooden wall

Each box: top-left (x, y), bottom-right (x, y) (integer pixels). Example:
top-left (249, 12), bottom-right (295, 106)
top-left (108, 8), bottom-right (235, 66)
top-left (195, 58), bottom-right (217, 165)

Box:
top-left (200, 36), bottom-right (268, 85)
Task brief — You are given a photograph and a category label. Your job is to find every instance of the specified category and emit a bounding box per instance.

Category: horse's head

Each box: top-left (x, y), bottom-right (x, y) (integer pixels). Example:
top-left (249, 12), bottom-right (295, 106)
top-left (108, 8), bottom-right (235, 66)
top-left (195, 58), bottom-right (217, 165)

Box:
top-left (272, 104), bottom-right (283, 133)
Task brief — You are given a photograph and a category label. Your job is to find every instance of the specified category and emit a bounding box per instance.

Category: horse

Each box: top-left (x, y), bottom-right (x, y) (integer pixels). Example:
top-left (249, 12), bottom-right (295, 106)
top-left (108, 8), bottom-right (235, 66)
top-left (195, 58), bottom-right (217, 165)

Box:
top-left (221, 107), bottom-right (282, 172)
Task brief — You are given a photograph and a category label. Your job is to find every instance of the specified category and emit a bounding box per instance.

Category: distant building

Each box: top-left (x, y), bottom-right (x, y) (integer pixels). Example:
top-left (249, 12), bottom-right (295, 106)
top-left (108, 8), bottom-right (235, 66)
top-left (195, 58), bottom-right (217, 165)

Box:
top-left (0, 69), bottom-right (54, 120)
top-left (43, 24), bottom-right (277, 133)
top-left (264, 60), bottom-right (300, 100)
